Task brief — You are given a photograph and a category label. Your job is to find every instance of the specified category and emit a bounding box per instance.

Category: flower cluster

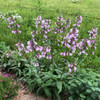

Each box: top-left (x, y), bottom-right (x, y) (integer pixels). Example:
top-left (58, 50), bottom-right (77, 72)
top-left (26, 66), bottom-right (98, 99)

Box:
top-left (7, 15), bottom-right (98, 72)
top-left (25, 39), bottom-right (37, 53)
top-left (0, 73), bottom-right (15, 99)
top-left (68, 63), bottom-right (77, 72)
top-left (61, 27), bottom-right (79, 56)
top-left (73, 15), bottom-right (82, 27)
top-left (35, 46), bottom-right (52, 59)
top-left (7, 17), bottom-right (21, 34)
top-left (35, 16), bottom-right (51, 44)
top-left (53, 15), bottom-right (71, 34)
top-left (78, 39), bottom-right (96, 55)
top-left (60, 16), bottom-right (82, 57)
top-left (16, 42), bottom-right (24, 56)
top-left (88, 28), bottom-right (98, 39)
top-left (1, 73), bottom-right (11, 78)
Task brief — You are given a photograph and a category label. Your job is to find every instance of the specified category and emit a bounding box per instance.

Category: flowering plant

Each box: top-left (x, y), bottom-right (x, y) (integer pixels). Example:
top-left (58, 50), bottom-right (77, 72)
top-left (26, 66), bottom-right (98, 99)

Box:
top-left (7, 15), bottom-right (97, 72)
top-left (6, 15), bottom-right (98, 100)
top-left (0, 74), bottom-right (18, 100)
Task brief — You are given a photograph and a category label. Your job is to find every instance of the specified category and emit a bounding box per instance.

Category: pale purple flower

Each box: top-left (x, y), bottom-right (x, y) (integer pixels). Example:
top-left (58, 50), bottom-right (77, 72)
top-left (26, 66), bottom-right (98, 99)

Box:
top-left (41, 51), bottom-right (46, 55)
top-left (91, 52), bottom-right (94, 55)
top-left (60, 52), bottom-right (66, 56)
top-left (12, 30), bottom-right (17, 34)
top-left (37, 16), bottom-right (42, 21)
top-left (46, 55), bottom-right (52, 59)
top-left (73, 23), bottom-right (80, 27)
top-left (18, 52), bottom-right (22, 56)
top-left (76, 15), bottom-right (82, 23)
top-left (36, 46), bottom-right (43, 51)
top-left (43, 35), bottom-right (47, 39)
top-left (8, 25), bottom-right (14, 28)
top-left (69, 68), bottom-right (72, 72)
top-left (33, 62), bottom-right (39, 67)
top-left (57, 15), bottom-right (63, 21)
top-left (25, 49), bottom-right (29, 53)
top-left (7, 17), bottom-right (11, 21)
top-left (68, 64), bottom-right (73, 67)
top-left (37, 55), bottom-right (42, 58)
top-left (70, 28), bottom-right (79, 33)
top-left (67, 52), bottom-right (72, 56)
top-left (93, 28), bottom-right (98, 32)
top-left (12, 30), bottom-right (21, 34)
top-left (46, 47), bottom-right (51, 53)
top-left (16, 24), bottom-right (20, 28)
top-left (74, 67), bottom-right (77, 72)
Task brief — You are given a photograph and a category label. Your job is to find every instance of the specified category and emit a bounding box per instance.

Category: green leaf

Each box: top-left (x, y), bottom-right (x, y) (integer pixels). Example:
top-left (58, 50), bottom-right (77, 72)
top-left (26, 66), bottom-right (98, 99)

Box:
top-left (56, 81), bottom-right (62, 93)
top-left (36, 87), bottom-right (42, 96)
top-left (80, 94), bottom-right (86, 98)
top-left (44, 87), bottom-right (51, 97)
top-left (20, 59), bottom-right (27, 62)
top-left (3, 63), bottom-right (7, 68)
top-left (53, 88), bottom-right (60, 100)
top-left (69, 96), bottom-right (73, 100)
top-left (86, 89), bottom-right (91, 93)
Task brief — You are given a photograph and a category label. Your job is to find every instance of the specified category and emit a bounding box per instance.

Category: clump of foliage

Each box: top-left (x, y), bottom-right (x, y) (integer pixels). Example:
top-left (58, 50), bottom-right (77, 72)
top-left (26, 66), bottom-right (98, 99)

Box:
top-left (0, 15), bottom-right (100, 100)
top-left (0, 74), bottom-right (18, 100)
top-left (66, 68), bottom-right (100, 100)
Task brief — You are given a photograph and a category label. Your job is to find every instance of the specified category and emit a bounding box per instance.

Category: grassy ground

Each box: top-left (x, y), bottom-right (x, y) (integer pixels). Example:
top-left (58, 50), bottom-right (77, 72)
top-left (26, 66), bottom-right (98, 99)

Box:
top-left (0, 0), bottom-right (100, 17)
top-left (0, 0), bottom-right (100, 48)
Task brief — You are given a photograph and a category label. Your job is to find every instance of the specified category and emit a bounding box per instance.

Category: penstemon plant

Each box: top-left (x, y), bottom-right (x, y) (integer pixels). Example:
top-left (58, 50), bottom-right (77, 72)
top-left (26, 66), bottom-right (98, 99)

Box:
top-left (7, 15), bottom-right (98, 73)
top-left (6, 15), bottom-right (98, 100)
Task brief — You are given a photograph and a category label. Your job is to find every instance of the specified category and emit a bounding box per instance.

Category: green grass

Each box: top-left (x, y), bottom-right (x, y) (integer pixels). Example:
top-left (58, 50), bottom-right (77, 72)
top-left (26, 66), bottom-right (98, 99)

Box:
top-left (0, 0), bottom-right (100, 48)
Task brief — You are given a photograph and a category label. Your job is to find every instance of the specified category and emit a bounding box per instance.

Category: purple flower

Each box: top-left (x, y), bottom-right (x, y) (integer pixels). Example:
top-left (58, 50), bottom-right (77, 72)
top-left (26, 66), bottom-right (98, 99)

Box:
top-left (91, 52), bottom-right (94, 55)
top-left (7, 17), bottom-right (11, 21)
top-left (7, 91), bottom-right (10, 94)
top-left (5, 95), bottom-right (8, 98)
top-left (68, 63), bottom-right (77, 72)
top-left (36, 46), bottom-right (43, 51)
top-left (12, 30), bottom-right (21, 34)
top-left (18, 52), bottom-right (22, 56)
top-left (33, 62), bottom-right (39, 67)
top-left (70, 28), bottom-right (79, 33)
top-left (8, 25), bottom-right (14, 28)
top-left (46, 47), bottom-right (51, 53)
top-left (46, 55), bottom-right (52, 59)
top-left (60, 52), bottom-right (66, 56)
top-left (43, 35), bottom-right (47, 39)
top-left (74, 67), bottom-right (77, 72)
top-left (41, 51), bottom-right (46, 55)
top-left (16, 24), bottom-right (20, 28)
top-left (69, 68), bottom-right (72, 72)
top-left (37, 16), bottom-right (42, 21)
top-left (31, 30), bottom-right (35, 38)
top-left (76, 15), bottom-right (82, 23)
top-left (12, 30), bottom-right (17, 34)
top-left (25, 48), bottom-right (29, 53)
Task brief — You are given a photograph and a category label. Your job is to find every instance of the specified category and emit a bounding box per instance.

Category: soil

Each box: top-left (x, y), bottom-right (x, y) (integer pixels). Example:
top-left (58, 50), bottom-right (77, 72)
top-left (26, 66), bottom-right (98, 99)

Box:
top-left (13, 89), bottom-right (51, 100)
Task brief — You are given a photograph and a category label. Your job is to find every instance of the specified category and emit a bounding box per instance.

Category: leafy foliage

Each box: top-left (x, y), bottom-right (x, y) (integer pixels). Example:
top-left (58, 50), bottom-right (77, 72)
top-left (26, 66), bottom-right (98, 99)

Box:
top-left (0, 74), bottom-right (18, 100)
top-left (66, 68), bottom-right (100, 100)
